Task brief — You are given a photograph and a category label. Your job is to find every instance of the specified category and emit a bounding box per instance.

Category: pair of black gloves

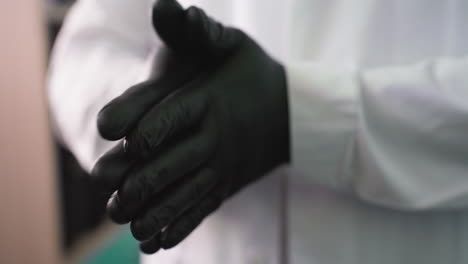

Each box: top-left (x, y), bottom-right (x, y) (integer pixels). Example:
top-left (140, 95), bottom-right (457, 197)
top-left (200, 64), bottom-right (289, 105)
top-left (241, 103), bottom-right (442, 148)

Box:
top-left (92, 0), bottom-right (289, 254)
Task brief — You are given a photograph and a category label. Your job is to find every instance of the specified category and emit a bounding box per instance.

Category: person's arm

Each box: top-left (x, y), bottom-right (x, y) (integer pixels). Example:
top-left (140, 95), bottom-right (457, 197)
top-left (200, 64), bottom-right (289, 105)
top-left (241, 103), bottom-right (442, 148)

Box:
top-left (288, 55), bottom-right (468, 210)
top-left (47, 0), bottom-right (155, 172)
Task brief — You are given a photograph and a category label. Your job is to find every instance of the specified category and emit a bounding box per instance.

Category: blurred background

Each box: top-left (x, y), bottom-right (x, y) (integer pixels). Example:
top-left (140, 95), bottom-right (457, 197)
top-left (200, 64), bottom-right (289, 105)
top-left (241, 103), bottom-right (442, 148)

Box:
top-left (0, 1), bottom-right (138, 263)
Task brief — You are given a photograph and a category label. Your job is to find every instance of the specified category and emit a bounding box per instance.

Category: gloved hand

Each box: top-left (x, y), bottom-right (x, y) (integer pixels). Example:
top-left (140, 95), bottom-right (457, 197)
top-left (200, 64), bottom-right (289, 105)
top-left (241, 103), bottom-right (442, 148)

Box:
top-left (92, 0), bottom-right (289, 254)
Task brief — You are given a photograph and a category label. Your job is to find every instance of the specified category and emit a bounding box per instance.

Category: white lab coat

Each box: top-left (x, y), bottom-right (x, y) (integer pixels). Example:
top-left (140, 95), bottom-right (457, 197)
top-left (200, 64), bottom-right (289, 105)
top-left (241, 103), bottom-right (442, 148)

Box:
top-left (48, 0), bottom-right (468, 263)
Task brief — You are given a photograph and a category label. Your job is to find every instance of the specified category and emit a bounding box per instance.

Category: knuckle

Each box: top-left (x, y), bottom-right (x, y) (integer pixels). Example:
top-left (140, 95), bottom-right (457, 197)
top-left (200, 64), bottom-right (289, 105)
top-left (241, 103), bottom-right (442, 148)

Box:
top-left (128, 166), bottom-right (169, 204)
top-left (149, 213), bottom-right (162, 232)
top-left (173, 98), bottom-right (196, 129)
top-left (135, 173), bottom-right (150, 203)
top-left (120, 171), bottom-right (148, 206)
top-left (127, 127), bottom-right (153, 158)
top-left (162, 100), bottom-right (190, 138)
top-left (154, 112), bottom-right (171, 144)
top-left (156, 205), bottom-right (177, 223)
top-left (140, 129), bottom-right (154, 153)
top-left (176, 100), bottom-right (192, 125)
top-left (152, 167), bottom-right (169, 193)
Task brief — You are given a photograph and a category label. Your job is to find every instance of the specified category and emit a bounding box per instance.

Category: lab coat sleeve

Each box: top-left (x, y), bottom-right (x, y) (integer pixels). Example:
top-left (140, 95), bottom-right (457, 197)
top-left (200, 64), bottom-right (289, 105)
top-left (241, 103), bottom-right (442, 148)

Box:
top-left (47, 0), bottom-right (156, 172)
top-left (287, 56), bottom-right (468, 210)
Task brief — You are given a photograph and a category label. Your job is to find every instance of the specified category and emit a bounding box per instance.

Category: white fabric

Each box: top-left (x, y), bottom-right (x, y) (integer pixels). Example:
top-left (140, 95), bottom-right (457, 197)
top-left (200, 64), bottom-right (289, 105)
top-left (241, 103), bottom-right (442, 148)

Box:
top-left (47, 0), bottom-right (468, 263)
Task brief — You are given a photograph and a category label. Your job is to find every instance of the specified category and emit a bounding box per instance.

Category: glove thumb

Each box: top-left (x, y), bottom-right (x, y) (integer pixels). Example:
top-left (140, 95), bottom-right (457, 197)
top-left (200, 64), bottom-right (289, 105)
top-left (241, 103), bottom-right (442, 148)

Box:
top-left (152, 0), bottom-right (242, 58)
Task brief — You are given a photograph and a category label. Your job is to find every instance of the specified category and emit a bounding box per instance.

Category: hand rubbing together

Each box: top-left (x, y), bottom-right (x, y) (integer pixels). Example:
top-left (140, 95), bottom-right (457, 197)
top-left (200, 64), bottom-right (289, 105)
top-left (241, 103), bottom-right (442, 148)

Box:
top-left (92, 0), bottom-right (289, 254)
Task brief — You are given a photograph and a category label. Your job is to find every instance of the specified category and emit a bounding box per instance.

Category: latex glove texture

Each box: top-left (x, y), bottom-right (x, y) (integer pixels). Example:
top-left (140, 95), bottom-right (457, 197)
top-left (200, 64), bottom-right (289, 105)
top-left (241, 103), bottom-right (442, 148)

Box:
top-left (93, 0), bottom-right (289, 254)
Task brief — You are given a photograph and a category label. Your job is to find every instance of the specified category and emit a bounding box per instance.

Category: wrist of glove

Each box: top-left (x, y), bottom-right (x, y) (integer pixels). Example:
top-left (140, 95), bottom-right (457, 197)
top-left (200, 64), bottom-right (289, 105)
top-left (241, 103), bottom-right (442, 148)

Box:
top-left (92, 0), bottom-right (289, 254)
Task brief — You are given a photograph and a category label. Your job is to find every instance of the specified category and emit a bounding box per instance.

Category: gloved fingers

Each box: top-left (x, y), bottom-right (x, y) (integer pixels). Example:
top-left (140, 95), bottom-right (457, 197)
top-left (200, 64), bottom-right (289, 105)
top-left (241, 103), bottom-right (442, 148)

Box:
top-left (125, 81), bottom-right (209, 159)
top-left (152, 0), bottom-right (242, 58)
top-left (139, 233), bottom-right (162, 254)
top-left (184, 6), bottom-right (243, 57)
top-left (91, 142), bottom-right (135, 196)
top-left (97, 75), bottom-right (188, 141)
top-left (107, 118), bottom-right (217, 224)
top-left (152, 0), bottom-right (186, 51)
top-left (130, 168), bottom-right (217, 241)
top-left (160, 190), bottom-right (223, 249)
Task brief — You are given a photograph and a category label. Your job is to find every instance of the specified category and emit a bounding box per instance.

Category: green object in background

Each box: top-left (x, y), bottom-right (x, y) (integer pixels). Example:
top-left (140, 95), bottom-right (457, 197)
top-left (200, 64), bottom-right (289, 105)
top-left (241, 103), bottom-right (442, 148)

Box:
top-left (80, 228), bottom-right (139, 264)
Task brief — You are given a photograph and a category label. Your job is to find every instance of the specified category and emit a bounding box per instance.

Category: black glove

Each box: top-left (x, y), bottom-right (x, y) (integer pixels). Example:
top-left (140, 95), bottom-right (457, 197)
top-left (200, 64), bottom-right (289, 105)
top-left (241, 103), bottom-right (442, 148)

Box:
top-left (93, 0), bottom-right (289, 254)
